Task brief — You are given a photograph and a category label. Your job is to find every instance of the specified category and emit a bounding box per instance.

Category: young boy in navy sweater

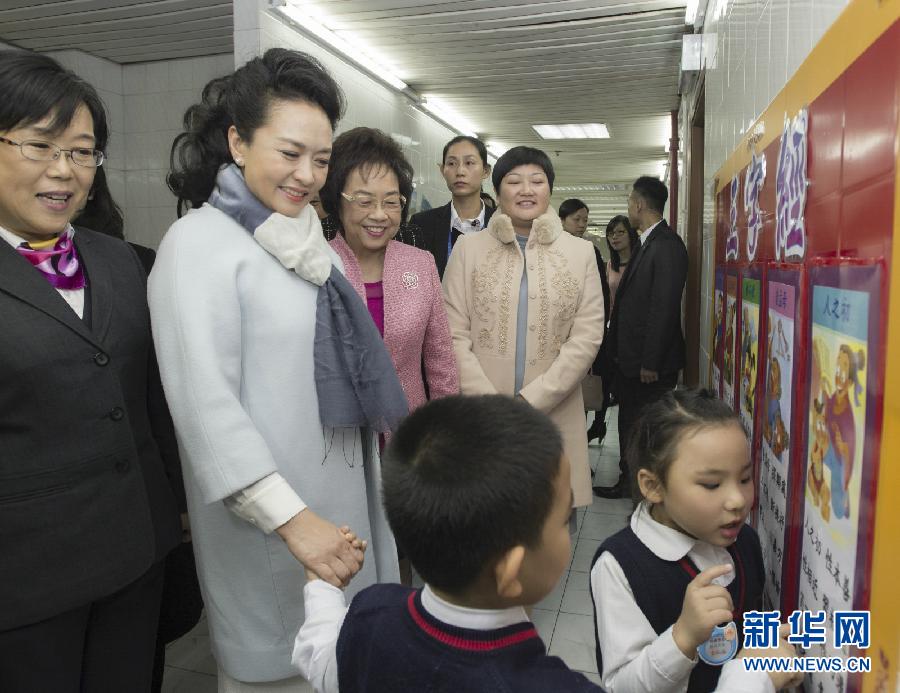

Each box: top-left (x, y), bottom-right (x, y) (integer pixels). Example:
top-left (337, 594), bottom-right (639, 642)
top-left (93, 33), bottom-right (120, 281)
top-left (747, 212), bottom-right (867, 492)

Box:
top-left (293, 394), bottom-right (794, 692)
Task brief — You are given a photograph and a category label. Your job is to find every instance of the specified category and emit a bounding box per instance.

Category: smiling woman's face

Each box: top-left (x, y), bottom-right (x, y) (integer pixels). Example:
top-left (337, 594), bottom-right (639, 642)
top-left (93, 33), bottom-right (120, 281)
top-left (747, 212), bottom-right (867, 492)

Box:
top-left (0, 105), bottom-right (97, 242)
top-left (498, 164), bottom-right (550, 231)
top-left (228, 98), bottom-right (333, 217)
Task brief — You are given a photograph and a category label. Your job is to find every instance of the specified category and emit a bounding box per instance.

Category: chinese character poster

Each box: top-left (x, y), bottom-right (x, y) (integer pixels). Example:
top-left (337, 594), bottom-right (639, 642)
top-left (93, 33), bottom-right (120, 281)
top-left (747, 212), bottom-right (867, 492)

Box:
top-left (723, 274), bottom-right (738, 409)
top-left (799, 264), bottom-right (882, 693)
top-left (759, 276), bottom-right (796, 611)
top-left (739, 276), bottom-right (761, 437)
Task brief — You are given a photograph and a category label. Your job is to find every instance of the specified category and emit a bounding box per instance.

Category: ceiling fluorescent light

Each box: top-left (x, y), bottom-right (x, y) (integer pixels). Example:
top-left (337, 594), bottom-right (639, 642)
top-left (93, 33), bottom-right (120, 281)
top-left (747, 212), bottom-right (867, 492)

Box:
top-left (486, 140), bottom-right (510, 159)
top-left (420, 96), bottom-right (478, 137)
top-left (532, 123), bottom-right (610, 139)
top-left (274, 3), bottom-right (408, 91)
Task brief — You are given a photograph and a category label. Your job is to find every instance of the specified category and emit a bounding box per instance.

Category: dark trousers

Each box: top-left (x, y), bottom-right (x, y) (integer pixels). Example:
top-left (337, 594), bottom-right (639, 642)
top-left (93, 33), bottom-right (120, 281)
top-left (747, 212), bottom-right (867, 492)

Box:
top-left (0, 560), bottom-right (165, 693)
top-left (613, 368), bottom-right (679, 482)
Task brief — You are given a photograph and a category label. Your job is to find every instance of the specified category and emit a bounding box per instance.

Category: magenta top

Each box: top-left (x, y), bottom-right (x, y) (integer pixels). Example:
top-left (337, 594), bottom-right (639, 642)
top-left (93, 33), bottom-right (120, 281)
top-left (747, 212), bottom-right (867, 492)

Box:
top-left (364, 281), bottom-right (385, 337)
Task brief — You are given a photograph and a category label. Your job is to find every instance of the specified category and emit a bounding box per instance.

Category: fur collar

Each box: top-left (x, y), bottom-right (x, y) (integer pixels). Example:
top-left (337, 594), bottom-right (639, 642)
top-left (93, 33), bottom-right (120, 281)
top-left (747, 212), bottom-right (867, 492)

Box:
top-left (486, 207), bottom-right (563, 245)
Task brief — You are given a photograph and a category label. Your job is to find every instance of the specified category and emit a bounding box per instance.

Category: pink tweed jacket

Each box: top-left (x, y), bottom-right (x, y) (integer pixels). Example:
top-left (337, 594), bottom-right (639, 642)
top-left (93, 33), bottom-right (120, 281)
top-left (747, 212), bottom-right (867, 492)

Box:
top-left (330, 235), bottom-right (459, 413)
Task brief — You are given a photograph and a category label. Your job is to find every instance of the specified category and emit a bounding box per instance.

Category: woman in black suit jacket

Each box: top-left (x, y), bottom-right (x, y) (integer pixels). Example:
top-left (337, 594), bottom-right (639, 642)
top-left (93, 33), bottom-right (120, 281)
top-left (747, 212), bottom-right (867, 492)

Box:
top-left (0, 52), bottom-right (180, 692)
top-left (408, 135), bottom-right (494, 278)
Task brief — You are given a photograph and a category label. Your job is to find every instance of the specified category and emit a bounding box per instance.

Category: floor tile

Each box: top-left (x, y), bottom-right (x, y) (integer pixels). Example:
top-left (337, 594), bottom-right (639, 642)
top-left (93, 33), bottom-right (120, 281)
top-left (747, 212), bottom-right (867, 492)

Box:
top-left (530, 607), bottom-right (558, 643)
top-left (579, 510), bottom-right (627, 541)
top-left (560, 571), bottom-right (594, 616)
top-left (165, 624), bottom-right (217, 675)
top-left (587, 495), bottom-right (633, 516)
top-left (549, 612), bottom-right (599, 673)
top-left (571, 538), bottom-right (602, 573)
top-left (535, 569), bottom-right (568, 611)
top-left (161, 667), bottom-right (217, 693)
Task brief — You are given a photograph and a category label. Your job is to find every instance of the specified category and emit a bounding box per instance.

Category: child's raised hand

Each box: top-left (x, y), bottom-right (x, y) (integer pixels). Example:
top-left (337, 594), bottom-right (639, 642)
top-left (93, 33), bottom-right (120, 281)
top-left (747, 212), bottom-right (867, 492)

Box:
top-left (738, 624), bottom-right (804, 690)
top-left (305, 526), bottom-right (368, 584)
top-left (672, 564), bottom-right (735, 659)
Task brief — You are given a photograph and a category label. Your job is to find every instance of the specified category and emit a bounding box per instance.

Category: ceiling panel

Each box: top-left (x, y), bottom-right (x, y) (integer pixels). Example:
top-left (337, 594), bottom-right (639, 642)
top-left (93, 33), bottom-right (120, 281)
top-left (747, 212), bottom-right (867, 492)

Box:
top-left (0, 0), bottom-right (232, 62)
top-left (0, 0), bottom-right (688, 228)
top-left (298, 0), bottom-right (689, 227)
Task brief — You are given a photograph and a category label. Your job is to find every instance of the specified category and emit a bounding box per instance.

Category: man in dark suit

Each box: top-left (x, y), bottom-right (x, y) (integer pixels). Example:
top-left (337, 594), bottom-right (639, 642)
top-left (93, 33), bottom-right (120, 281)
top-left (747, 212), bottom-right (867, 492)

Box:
top-left (594, 176), bottom-right (688, 498)
top-left (406, 136), bottom-right (495, 278)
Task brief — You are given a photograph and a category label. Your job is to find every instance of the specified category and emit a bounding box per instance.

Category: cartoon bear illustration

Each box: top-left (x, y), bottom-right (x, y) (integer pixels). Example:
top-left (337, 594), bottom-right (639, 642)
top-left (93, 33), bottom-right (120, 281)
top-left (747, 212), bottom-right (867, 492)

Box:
top-left (807, 397), bottom-right (831, 522)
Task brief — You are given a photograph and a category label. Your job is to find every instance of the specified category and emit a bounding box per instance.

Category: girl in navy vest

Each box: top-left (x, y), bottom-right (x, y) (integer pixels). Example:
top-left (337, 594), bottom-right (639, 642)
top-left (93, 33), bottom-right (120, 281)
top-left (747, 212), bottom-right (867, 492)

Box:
top-left (590, 388), bottom-right (802, 693)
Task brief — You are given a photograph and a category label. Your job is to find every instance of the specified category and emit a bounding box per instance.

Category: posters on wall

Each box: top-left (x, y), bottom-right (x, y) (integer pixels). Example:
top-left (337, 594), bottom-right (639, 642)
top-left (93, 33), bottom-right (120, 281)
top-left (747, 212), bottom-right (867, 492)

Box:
top-left (723, 275), bottom-right (738, 409)
top-left (799, 265), bottom-right (881, 693)
top-left (739, 276), bottom-right (761, 437)
top-left (758, 273), bottom-right (798, 611)
top-left (712, 268), bottom-right (725, 395)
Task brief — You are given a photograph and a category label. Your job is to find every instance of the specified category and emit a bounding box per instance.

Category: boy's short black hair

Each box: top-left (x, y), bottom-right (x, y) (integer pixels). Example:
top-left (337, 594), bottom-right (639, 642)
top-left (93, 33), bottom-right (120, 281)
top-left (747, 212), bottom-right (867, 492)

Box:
top-left (382, 395), bottom-right (564, 595)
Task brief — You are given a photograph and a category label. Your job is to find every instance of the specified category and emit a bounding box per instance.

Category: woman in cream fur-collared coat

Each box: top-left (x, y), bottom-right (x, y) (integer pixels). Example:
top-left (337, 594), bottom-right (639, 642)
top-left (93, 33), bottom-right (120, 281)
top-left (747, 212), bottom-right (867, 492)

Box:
top-left (443, 146), bottom-right (604, 508)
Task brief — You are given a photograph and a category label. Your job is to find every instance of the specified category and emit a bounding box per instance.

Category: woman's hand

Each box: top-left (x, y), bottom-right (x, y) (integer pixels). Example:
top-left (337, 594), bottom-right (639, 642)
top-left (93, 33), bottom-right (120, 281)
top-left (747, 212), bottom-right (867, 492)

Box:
top-left (304, 527), bottom-right (368, 584)
top-left (277, 509), bottom-right (366, 588)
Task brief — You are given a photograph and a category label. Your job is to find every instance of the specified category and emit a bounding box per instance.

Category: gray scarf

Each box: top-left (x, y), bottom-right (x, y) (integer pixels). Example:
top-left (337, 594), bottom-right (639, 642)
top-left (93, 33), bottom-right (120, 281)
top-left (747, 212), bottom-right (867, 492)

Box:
top-left (208, 164), bottom-right (408, 433)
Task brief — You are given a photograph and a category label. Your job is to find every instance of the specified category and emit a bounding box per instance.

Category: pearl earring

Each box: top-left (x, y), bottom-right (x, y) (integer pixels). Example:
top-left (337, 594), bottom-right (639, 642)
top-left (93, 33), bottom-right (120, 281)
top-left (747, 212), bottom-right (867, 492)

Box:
top-left (235, 158), bottom-right (244, 166)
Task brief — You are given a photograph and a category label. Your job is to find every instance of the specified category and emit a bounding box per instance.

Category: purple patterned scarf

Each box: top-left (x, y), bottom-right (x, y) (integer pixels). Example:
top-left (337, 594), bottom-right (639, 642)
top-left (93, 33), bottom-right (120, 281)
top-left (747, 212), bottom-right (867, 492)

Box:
top-left (15, 227), bottom-right (86, 290)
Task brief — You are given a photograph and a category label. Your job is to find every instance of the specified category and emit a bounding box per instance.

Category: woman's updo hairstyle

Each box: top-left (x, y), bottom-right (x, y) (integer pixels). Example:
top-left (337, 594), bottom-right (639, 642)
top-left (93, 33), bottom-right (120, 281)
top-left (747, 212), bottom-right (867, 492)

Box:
top-left (168, 48), bottom-right (345, 216)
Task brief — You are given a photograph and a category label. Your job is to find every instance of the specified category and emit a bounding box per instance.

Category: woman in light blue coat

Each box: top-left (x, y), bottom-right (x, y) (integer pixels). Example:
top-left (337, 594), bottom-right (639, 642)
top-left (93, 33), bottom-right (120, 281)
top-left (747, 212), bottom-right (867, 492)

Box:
top-left (149, 49), bottom-right (403, 691)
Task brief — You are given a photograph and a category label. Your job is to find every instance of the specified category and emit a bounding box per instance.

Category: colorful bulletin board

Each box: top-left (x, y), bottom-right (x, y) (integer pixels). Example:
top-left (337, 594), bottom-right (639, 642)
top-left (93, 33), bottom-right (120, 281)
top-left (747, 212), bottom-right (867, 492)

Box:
top-left (798, 263), bottom-right (884, 693)
top-left (738, 268), bottom-right (764, 440)
top-left (708, 1), bottom-right (898, 687)
top-left (758, 267), bottom-right (804, 613)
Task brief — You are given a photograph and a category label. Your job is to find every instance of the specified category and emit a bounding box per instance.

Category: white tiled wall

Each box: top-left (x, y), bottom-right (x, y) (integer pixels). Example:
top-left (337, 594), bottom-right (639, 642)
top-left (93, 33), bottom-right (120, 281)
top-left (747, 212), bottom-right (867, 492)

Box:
top-left (120, 54), bottom-right (233, 249)
top-left (236, 0), bottom-right (459, 212)
top-left (36, 48), bottom-right (232, 249)
top-left (685, 0), bottom-right (849, 383)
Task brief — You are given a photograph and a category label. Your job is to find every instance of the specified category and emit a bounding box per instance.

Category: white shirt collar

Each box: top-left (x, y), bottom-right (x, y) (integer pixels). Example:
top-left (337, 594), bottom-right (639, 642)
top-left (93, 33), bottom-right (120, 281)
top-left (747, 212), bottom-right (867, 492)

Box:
top-left (639, 219), bottom-right (663, 245)
top-left (421, 584), bottom-right (529, 630)
top-left (630, 502), bottom-right (734, 588)
top-left (450, 200), bottom-right (486, 235)
top-left (0, 225), bottom-right (68, 249)
top-left (0, 226), bottom-right (30, 248)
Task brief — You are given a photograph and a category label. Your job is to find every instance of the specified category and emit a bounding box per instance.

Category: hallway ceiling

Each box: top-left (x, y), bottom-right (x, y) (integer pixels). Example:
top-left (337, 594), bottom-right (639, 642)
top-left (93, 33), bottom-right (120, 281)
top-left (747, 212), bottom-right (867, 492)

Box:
top-left (0, 0), bottom-right (233, 64)
top-left (0, 0), bottom-right (690, 229)
top-left (307, 0), bottom-right (690, 228)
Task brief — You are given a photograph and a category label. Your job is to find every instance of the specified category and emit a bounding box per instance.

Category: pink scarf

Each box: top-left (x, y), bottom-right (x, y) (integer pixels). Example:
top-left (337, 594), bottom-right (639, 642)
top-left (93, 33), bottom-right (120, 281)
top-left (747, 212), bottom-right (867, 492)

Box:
top-left (15, 227), bottom-right (86, 290)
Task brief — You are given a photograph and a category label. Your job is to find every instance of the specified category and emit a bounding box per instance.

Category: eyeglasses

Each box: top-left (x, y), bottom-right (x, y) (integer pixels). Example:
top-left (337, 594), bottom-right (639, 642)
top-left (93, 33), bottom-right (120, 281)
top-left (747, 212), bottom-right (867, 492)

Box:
top-left (341, 192), bottom-right (406, 214)
top-left (608, 228), bottom-right (629, 237)
top-left (0, 136), bottom-right (105, 168)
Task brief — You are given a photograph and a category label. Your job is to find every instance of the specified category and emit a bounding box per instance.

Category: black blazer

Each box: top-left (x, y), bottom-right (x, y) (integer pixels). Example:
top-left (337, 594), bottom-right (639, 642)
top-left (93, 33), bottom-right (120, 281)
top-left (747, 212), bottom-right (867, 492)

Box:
top-left (591, 245), bottom-right (612, 376)
top-left (607, 220), bottom-right (688, 378)
top-left (408, 201), bottom-right (495, 278)
top-left (0, 227), bottom-right (180, 629)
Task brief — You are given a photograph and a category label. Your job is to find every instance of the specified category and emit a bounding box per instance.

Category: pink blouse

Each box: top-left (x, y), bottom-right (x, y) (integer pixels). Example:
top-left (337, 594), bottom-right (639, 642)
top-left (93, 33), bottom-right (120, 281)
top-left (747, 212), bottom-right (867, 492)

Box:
top-left (364, 281), bottom-right (384, 337)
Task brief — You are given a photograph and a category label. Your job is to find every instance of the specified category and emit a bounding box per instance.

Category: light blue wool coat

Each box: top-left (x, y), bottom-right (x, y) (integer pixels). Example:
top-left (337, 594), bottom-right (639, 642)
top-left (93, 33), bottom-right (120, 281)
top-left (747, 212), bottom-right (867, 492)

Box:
top-left (149, 204), bottom-right (398, 682)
